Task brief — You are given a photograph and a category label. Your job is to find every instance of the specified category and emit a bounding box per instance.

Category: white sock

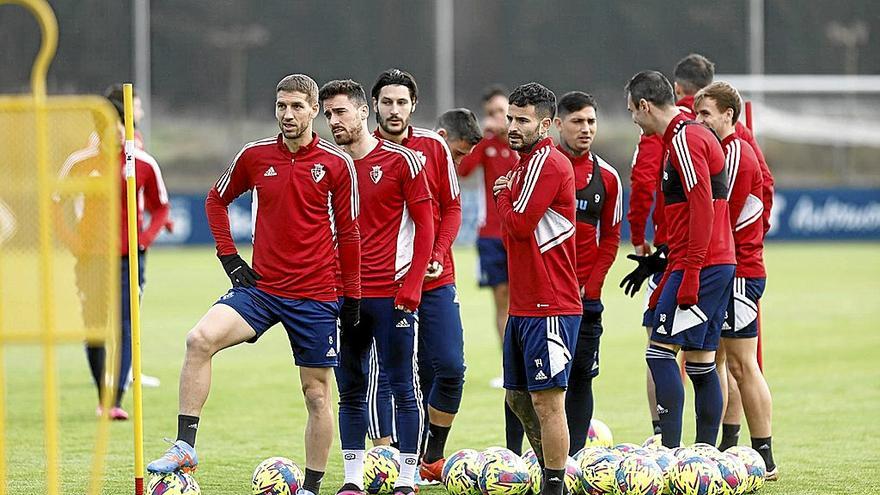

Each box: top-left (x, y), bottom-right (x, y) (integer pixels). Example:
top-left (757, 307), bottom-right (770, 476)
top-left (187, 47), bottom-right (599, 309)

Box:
top-left (342, 449), bottom-right (365, 488)
top-left (395, 453), bottom-right (419, 488)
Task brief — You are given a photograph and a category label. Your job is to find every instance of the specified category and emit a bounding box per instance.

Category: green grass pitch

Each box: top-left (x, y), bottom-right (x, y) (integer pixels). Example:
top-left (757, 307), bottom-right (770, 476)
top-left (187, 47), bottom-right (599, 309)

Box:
top-left (4, 243), bottom-right (880, 494)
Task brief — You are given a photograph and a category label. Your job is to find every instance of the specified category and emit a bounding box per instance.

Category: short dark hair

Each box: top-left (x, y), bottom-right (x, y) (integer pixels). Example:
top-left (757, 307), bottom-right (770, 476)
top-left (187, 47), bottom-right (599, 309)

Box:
top-left (509, 82), bottom-right (556, 120)
top-left (482, 84), bottom-right (508, 103)
top-left (673, 53), bottom-right (716, 94)
top-left (556, 91), bottom-right (598, 119)
top-left (371, 68), bottom-right (418, 103)
top-left (103, 83), bottom-right (135, 120)
top-left (276, 74), bottom-right (319, 105)
top-left (625, 71), bottom-right (675, 108)
top-left (437, 108), bottom-right (482, 145)
top-left (319, 79), bottom-right (368, 107)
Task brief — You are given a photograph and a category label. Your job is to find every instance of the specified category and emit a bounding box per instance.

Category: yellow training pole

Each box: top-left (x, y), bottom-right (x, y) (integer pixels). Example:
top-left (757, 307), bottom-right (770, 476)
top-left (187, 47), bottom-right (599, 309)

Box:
top-left (123, 84), bottom-right (146, 495)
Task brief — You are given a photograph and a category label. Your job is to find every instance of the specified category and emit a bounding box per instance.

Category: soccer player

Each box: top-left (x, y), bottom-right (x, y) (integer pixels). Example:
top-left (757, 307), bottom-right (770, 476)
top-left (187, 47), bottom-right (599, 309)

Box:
top-left (147, 76), bottom-right (361, 495)
top-left (553, 92), bottom-right (623, 454)
top-left (436, 108), bottom-right (483, 166)
top-left (495, 82), bottom-right (581, 495)
top-left (457, 85), bottom-right (525, 454)
top-left (625, 70), bottom-right (736, 449)
top-left (672, 53), bottom-right (776, 448)
top-left (694, 82), bottom-right (777, 478)
top-left (368, 69), bottom-right (467, 480)
top-left (57, 85), bottom-right (170, 420)
top-left (320, 79), bottom-right (434, 495)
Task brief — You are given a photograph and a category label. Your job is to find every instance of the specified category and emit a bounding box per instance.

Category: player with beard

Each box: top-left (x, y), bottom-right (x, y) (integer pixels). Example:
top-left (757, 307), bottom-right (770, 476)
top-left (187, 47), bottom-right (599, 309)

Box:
top-left (368, 69), bottom-right (467, 480)
top-left (553, 92), bottom-right (623, 454)
top-left (495, 82), bottom-right (581, 495)
top-left (148, 75), bottom-right (361, 495)
top-left (320, 79), bottom-right (434, 495)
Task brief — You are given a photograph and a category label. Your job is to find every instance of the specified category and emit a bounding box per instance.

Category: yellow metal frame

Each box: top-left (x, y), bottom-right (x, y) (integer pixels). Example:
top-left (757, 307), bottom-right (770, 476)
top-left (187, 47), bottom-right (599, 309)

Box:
top-left (0, 1), bottom-right (122, 494)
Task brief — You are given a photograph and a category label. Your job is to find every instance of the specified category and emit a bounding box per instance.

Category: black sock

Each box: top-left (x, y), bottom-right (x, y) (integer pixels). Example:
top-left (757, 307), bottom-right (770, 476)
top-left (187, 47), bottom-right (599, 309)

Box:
top-left (339, 483), bottom-right (361, 493)
top-left (719, 423), bottom-right (741, 451)
top-left (393, 487), bottom-right (414, 495)
top-left (542, 468), bottom-right (566, 495)
top-left (177, 414), bottom-right (200, 447)
top-left (424, 423), bottom-right (451, 463)
top-left (751, 436), bottom-right (775, 471)
top-left (504, 402), bottom-right (524, 455)
top-left (652, 420), bottom-right (662, 435)
top-left (303, 468), bottom-right (324, 494)
top-left (685, 361), bottom-right (723, 446)
top-left (86, 345), bottom-right (105, 401)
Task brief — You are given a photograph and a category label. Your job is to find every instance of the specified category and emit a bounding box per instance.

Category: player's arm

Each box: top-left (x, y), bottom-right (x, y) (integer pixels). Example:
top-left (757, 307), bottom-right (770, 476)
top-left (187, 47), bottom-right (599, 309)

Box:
top-left (396, 168), bottom-right (435, 312)
top-left (430, 140), bottom-right (462, 268)
top-left (738, 124), bottom-right (774, 235)
top-left (330, 156), bottom-right (362, 299)
top-left (205, 148), bottom-right (260, 286)
top-left (673, 128), bottom-right (714, 306)
top-left (628, 134), bottom-right (663, 253)
top-left (495, 158), bottom-right (564, 241)
top-left (584, 168), bottom-right (623, 300)
top-left (456, 138), bottom-right (485, 178)
top-left (138, 157), bottom-right (171, 250)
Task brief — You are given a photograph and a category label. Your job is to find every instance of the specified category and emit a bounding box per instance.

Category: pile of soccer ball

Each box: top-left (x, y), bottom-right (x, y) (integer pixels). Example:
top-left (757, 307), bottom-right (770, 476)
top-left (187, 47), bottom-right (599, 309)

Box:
top-left (148, 455), bottom-right (306, 495)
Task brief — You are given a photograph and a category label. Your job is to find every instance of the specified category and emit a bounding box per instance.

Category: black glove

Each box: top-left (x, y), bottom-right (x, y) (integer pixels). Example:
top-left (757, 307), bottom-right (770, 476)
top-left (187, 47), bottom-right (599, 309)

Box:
top-left (619, 248), bottom-right (668, 298)
top-left (340, 297), bottom-right (361, 332)
top-left (218, 253), bottom-right (261, 287)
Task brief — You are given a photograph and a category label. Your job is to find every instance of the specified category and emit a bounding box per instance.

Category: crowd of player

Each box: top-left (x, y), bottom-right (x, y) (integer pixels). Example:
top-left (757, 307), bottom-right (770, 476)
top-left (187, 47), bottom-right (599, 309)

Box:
top-left (68, 53), bottom-right (779, 495)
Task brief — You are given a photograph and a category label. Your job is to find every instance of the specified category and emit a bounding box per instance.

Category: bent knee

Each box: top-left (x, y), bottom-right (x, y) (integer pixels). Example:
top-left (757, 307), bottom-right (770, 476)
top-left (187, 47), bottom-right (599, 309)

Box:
top-left (185, 326), bottom-right (216, 356)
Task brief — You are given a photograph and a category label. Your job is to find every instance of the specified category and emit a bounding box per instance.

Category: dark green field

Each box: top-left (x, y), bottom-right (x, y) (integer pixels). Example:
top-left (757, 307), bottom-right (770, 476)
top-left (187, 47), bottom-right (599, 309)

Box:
top-left (5, 243), bottom-right (880, 494)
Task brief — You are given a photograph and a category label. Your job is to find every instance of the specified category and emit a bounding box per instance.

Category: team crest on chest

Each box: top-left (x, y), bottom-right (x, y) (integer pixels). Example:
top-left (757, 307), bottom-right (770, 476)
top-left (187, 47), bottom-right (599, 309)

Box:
top-left (414, 150), bottom-right (427, 165)
top-left (311, 163), bottom-right (326, 183)
top-left (370, 165), bottom-right (383, 184)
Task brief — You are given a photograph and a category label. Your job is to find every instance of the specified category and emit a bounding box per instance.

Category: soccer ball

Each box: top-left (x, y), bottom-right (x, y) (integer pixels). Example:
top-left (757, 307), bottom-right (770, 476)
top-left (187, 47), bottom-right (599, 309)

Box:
top-left (444, 449), bottom-right (482, 495)
top-left (574, 446), bottom-right (611, 466)
top-left (668, 456), bottom-right (725, 495)
top-left (690, 443), bottom-right (720, 458)
top-left (364, 445), bottom-right (401, 494)
top-left (522, 449), bottom-right (542, 495)
top-left (645, 449), bottom-right (677, 494)
top-left (725, 447), bottom-right (766, 493)
top-left (642, 434), bottom-right (664, 451)
top-left (586, 419), bottom-right (614, 447)
top-left (714, 453), bottom-right (749, 495)
top-left (564, 455), bottom-right (583, 495)
top-left (671, 447), bottom-right (700, 461)
top-left (479, 449), bottom-right (531, 495)
top-left (148, 472), bottom-right (201, 495)
top-left (480, 447), bottom-right (519, 466)
top-left (580, 451), bottom-right (623, 495)
top-left (252, 457), bottom-right (304, 495)
top-left (613, 455), bottom-right (664, 495)
top-left (613, 443), bottom-right (642, 456)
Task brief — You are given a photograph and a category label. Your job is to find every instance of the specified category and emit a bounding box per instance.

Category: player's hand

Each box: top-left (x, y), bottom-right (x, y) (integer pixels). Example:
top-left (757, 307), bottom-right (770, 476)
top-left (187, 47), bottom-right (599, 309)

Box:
top-left (619, 254), bottom-right (654, 297)
top-left (218, 253), bottom-right (262, 288)
top-left (493, 175), bottom-right (511, 197)
top-left (340, 297), bottom-right (360, 331)
top-left (164, 219), bottom-right (175, 233)
top-left (676, 269), bottom-right (701, 308)
top-left (424, 260), bottom-right (444, 281)
top-left (634, 242), bottom-right (652, 256)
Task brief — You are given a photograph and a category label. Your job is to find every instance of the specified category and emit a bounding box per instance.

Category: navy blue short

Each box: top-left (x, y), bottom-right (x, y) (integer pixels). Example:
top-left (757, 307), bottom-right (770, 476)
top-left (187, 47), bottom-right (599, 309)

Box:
top-left (651, 265), bottom-right (735, 351)
top-left (642, 271), bottom-right (664, 328)
top-left (573, 299), bottom-right (603, 379)
top-left (721, 277), bottom-right (766, 339)
top-left (215, 286), bottom-right (339, 367)
top-left (477, 237), bottom-right (508, 287)
top-left (503, 314), bottom-right (581, 391)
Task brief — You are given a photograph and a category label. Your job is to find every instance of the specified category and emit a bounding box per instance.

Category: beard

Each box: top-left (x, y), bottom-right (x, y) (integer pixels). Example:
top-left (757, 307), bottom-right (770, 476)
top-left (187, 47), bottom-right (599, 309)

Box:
top-left (280, 121), bottom-right (308, 140)
top-left (376, 112), bottom-right (408, 136)
top-left (508, 129), bottom-right (540, 152)
top-left (331, 120), bottom-right (362, 146)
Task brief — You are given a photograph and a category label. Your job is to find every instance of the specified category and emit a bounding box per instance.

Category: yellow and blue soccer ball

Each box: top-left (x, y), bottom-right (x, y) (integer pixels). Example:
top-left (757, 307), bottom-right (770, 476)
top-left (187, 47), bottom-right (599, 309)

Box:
top-left (668, 455), bottom-right (725, 495)
top-left (613, 443), bottom-right (642, 456)
top-left (574, 446), bottom-right (611, 467)
top-left (521, 449), bottom-right (542, 495)
top-left (564, 455), bottom-right (584, 495)
top-left (646, 449), bottom-right (677, 494)
top-left (586, 419), bottom-right (614, 448)
top-left (580, 451), bottom-right (623, 495)
top-left (671, 447), bottom-right (700, 461)
top-left (479, 449), bottom-right (531, 495)
top-left (252, 457), bottom-right (304, 495)
top-left (642, 435), bottom-right (664, 451)
top-left (613, 455), bottom-right (664, 495)
top-left (148, 472), bottom-right (201, 495)
top-left (725, 447), bottom-right (766, 493)
top-left (443, 449), bottom-right (482, 495)
top-left (364, 445), bottom-right (401, 494)
top-left (690, 443), bottom-right (721, 459)
top-left (714, 453), bottom-right (748, 495)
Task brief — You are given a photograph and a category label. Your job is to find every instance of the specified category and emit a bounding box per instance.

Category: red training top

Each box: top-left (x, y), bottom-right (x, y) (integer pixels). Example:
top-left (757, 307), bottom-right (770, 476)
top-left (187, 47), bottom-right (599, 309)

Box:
top-left (458, 132), bottom-right (518, 239)
top-left (495, 137), bottom-right (582, 317)
top-left (206, 133), bottom-right (361, 301)
top-left (721, 135), bottom-right (766, 278)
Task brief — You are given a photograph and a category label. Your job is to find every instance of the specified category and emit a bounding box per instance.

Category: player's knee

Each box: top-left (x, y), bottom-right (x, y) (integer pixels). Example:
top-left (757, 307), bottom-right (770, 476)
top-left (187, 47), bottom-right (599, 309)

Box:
top-left (301, 380), bottom-right (331, 413)
top-left (726, 354), bottom-right (756, 382)
top-left (432, 374), bottom-right (464, 411)
top-left (185, 325), bottom-right (215, 357)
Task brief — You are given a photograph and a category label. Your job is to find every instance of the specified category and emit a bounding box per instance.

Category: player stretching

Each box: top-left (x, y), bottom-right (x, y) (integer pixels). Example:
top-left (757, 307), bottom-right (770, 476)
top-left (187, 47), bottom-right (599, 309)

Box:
top-left (694, 82), bottom-right (777, 478)
top-left (148, 75), bottom-right (361, 495)
top-left (320, 79), bottom-right (434, 495)
top-left (457, 85), bottom-right (524, 453)
top-left (553, 92), bottom-right (623, 454)
top-left (495, 82), bottom-right (581, 495)
top-left (625, 71), bottom-right (735, 449)
top-left (368, 69), bottom-right (467, 479)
